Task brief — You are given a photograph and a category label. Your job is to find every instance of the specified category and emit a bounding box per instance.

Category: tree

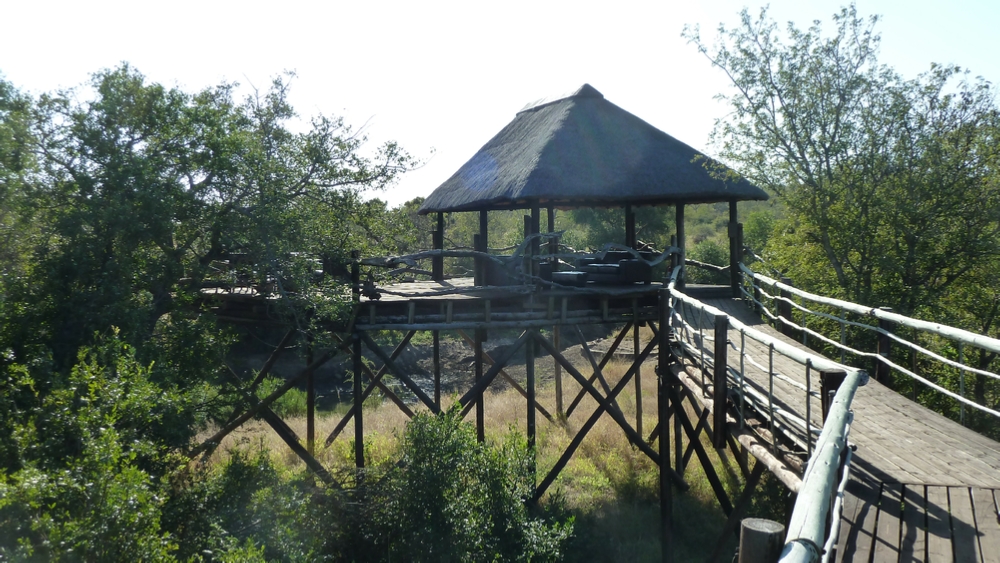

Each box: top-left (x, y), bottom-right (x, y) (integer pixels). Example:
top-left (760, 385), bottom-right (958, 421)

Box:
top-left (685, 6), bottom-right (1000, 316)
top-left (2, 65), bottom-right (415, 371)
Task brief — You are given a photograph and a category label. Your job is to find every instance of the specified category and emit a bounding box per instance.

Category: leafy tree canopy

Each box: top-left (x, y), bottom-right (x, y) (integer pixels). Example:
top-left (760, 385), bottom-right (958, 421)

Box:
top-left (686, 5), bottom-right (1000, 315)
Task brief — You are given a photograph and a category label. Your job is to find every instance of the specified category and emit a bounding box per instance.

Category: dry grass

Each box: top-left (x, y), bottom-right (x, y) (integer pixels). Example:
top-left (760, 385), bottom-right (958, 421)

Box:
top-left (197, 326), bottom-right (774, 562)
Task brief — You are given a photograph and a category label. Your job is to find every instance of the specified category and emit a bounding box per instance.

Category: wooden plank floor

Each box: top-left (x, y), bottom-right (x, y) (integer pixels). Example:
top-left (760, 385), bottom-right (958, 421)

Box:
top-left (834, 479), bottom-right (1000, 562)
top-left (678, 298), bottom-right (1000, 562)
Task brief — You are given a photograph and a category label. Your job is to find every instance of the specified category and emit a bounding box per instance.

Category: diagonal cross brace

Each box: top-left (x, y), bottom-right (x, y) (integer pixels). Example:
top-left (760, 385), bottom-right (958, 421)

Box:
top-left (360, 331), bottom-right (440, 414)
top-left (566, 322), bottom-right (633, 417)
top-left (325, 331), bottom-right (416, 446)
top-left (458, 331), bottom-right (531, 416)
top-left (532, 335), bottom-right (688, 502)
top-left (456, 330), bottom-right (554, 423)
top-left (189, 348), bottom-right (338, 459)
top-left (533, 332), bottom-right (665, 467)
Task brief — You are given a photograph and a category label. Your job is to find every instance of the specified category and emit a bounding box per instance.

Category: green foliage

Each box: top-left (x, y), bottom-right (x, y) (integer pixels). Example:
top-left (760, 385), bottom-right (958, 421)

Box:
top-left (687, 239), bottom-right (729, 284)
top-left (162, 447), bottom-right (328, 562)
top-left (688, 6), bottom-right (1000, 316)
top-left (0, 334), bottom-right (182, 561)
top-left (341, 407), bottom-right (573, 562)
top-left (255, 376), bottom-right (308, 418)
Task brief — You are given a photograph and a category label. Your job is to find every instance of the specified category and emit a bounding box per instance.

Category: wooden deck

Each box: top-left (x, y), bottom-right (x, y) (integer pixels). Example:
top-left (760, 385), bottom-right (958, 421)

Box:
top-left (679, 298), bottom-right (1000, 562)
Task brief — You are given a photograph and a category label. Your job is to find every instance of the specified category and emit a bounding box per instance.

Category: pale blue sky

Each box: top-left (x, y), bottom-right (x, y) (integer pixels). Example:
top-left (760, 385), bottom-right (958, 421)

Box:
top-left (3, 0), bottom-right (997, 206)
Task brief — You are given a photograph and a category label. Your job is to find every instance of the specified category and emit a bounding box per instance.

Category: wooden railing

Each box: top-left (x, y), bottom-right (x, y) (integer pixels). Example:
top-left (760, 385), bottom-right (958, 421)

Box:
top-left (741, 264), bottom-right (1000, 423)
top-left (669, 263), bottom-right (867, 563)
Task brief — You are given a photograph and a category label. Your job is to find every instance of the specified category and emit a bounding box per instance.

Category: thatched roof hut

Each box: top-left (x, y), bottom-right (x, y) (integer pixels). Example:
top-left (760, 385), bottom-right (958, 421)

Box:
top-left (418, 84), bottom-right (767, 215)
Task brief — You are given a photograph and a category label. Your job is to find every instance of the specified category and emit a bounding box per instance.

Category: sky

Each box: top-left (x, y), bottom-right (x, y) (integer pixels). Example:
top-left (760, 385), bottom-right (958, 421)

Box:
top-left (3, 0), bottom-right (998, 207)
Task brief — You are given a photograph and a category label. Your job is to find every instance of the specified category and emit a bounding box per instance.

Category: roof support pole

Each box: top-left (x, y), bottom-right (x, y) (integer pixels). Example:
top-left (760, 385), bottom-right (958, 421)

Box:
top-left (432, 212), bottom-right (444, 282)
top-left (477, 210), bottom-right (488, 285)
top-left (530, 202), bottom-right (540, 279)
top-left (626, 204), bottom-right (637, 248)
top-left (548, 205), bottom-right (562, 415)
top-left (676, 204), bottom-right (685, 289)
top-left (729, 199), bottom-right (741, 297)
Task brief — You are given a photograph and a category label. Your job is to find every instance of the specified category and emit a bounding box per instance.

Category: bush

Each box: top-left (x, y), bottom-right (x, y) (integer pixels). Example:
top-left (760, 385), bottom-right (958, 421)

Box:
top-left (687, 239), bottom-right (730, 284)
top-left (339, 407), bottom-right (573, 562)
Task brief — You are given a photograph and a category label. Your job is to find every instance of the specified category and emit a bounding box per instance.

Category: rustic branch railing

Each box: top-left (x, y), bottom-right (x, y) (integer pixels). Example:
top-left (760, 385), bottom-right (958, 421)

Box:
top-left (741, 263), bottom-right (1000, 421)
top-left (668, 264), bottom-right (866, 563)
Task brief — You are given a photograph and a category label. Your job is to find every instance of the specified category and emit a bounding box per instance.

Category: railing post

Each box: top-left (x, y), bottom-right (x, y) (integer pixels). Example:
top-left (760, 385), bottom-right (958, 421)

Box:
top-left (875, 307), bottom-right (893, 385)
top-left (729, 221), bottom-right (742, 298)
top-left (350, 250), bottom-right (360, 302)
top-left (432, 212), bottom-right (444, 282)
top-left (778, 277), bottom-right (794, 338)
top-left (713, 314), bottom-right (729, 449)
top-left (657, 288), bottom-right (674, 563)
top-left (473, 233), bottom-right (483, 286)
top-left (738, 518), bottom-right (785, 563)
top-left (820, 370), bottom-right (847, 422)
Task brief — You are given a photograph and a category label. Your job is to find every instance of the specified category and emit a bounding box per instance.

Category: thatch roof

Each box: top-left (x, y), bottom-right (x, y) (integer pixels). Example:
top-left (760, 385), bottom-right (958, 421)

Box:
top-left (418, 84), bottom-right (767, 215)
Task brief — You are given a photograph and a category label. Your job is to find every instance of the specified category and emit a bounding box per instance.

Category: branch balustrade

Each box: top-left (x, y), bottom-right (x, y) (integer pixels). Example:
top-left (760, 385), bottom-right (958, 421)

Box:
top-left (668, 264), bottom-right (866, 563)
top-left (739, 262), bottom-right (1000, 423)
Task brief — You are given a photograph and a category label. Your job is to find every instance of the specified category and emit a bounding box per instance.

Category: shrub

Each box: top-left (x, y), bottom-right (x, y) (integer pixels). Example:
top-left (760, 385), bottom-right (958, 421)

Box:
top-left (339, 407), bottom-right (573, 562)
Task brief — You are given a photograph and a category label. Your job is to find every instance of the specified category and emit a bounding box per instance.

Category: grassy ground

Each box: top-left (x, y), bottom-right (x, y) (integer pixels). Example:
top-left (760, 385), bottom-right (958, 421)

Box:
top-left (201, 325), bottom-right (789, 562)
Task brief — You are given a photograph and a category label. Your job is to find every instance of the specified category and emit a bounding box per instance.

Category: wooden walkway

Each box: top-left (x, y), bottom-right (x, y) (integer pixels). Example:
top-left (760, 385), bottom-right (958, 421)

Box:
top-left (680, 298), bottom-right (1000, 562)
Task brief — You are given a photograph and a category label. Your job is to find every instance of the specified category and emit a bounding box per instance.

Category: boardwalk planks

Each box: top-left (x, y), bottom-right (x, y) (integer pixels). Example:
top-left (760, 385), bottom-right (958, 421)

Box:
top-left (899, 484), bottom-right (927, 563)
top-left (925, 486), bottom-right (953, 563)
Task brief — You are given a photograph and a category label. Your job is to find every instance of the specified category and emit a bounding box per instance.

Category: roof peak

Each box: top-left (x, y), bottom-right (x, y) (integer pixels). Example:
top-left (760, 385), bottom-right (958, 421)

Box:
top-left (517, 83), bottom-right (604, 114)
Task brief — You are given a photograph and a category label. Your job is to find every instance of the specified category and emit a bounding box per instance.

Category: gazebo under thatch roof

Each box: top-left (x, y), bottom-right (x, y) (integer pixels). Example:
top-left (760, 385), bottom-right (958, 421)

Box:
top-left (418, 84), bottom-right (767, 215)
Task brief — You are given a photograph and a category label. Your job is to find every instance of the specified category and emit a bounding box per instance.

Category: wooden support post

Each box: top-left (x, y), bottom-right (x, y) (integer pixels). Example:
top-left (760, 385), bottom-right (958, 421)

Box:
top-left (625, 204), bottom-right (636, 248)
top-left (531, 202), bottom-right (540, 278)
top-left (526, 331), bottom-right (536, 449)
top-left (820, 370), bottom-right (848, 422)
top-left (352, 332), bottom-right (364, 469)
top-left (657, 289), bottom-right (674, 563)
top-left (634, 304), bottom-right (644, 438)
top-left (475, 328), bottom-right (485, 442)
top-left (876, 307), bottom-right (893, 385)
top-left (523, 215), bottom-right (532, 278)
top-left (554, 326), bottom-right (563, 415)
top-left (433, 330), bottom-right (441, 408)
top-left (432, 212), bottom-right (444, 282)
top-left (350, 249), bottom-right (360, 302)
top-left (676, 204), bottom-right (685, 289)
top-left (737, 518), bottom-right (785, 563)
top-left (479, 210), bottom-right (488, 284)
top-left (777, 277), bottom-right (794, 338)
top-left (473, 234), bottom-right (483, 286)
top-left (713, 314), bottom-right (729, 449)
top-left (306, 334), bottom-right (315, 455)
top-left (729, 200), bottom-right (740, 297)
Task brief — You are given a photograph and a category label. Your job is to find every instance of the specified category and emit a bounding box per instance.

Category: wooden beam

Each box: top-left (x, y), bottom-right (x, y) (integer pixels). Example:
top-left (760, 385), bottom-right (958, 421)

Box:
top-left (360, 332), bottom-right (439, 413)
top-left (458, 331), bottom-right (531, 415)
top-left (456, 330), bottom-right (553, 422)
top-left (566, 322), bottom-right (633, 417)
top-left (324, 331), bottom-right (415, 445)
top-left (188, 348), bottom-right (338, 459)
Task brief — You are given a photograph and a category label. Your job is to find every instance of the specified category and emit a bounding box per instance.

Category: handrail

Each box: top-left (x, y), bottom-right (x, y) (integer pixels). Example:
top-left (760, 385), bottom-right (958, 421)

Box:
top-left (779, 373), bottom-right (861, 563)
top-left (741, 263), bottom-right (1000, 422)
top-left (668, 263), bottom-right (866, 563)
top-left (744, 265), bottom-right (1000, 355)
